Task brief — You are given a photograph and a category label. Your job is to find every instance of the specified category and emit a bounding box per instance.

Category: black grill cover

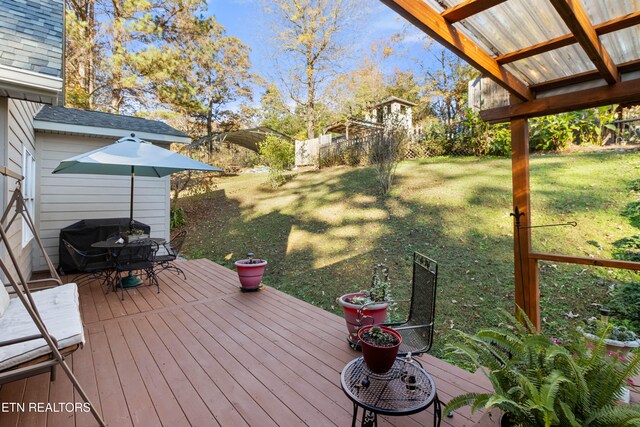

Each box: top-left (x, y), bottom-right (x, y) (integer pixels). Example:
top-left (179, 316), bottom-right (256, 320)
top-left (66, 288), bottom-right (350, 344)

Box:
top-left (58, 218), bottom-right (151, 274)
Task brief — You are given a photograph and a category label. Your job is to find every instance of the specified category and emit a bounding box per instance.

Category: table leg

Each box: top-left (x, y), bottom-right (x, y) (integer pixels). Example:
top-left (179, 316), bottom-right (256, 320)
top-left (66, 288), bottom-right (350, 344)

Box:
top-left (361, 409), bottom-right (376, 427)
top-left (351, 403), bottom-right (358, 427)
top-left (433, 393), bottom-right (442, 427)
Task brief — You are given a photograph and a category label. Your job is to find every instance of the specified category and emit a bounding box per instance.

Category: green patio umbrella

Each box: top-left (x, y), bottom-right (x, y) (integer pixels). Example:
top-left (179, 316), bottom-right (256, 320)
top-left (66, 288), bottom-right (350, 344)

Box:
top-left (52, 134), bottom-right (221, 229)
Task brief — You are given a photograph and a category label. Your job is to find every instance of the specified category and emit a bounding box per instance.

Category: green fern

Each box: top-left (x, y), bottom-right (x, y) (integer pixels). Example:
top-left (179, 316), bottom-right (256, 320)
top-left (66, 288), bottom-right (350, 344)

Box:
top-left (444, 308), bottom-right (640, 426)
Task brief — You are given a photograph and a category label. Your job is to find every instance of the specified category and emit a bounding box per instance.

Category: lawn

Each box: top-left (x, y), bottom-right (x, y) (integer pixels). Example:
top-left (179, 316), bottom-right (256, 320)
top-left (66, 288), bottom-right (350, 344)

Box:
top-left (177, 150), bottom-right (640, 356)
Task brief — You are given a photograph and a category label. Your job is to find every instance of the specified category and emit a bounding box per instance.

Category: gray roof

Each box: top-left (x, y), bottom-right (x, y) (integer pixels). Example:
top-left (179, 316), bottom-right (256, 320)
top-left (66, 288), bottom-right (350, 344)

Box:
top-left (0, 0), bottom-right (63, 77)
top-left (190, 127), bottom-right (292, 153)
top-left (35, 106), bottom-right (189, 138)
top-left (373, 96), bottom-right (417, 107)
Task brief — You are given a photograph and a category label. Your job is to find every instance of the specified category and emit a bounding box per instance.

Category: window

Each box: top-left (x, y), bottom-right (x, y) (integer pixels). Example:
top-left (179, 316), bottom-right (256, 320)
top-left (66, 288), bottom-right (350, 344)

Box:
top-left (22, 147), bottom-right (35, 247)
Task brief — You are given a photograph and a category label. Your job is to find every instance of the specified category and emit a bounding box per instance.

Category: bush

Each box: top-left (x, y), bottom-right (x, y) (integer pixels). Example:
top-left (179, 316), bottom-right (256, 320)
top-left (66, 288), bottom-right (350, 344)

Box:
top-left (258, 135), bottom-right (294, 189)
top-left (341, 145), bottom-right (362, 166)
top-left (609, 282), bottom-right (640, 333)
top-left (368, 128), bottom-right (406, 195)
top-left (170, 206), bottom-right (186, 229)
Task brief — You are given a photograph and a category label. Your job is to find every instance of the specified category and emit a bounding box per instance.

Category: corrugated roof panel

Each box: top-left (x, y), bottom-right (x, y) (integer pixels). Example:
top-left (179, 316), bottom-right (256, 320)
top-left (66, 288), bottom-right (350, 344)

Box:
top-left (600, 26), bottom-right (640, 64)
top-left (582, 0), bottom-right (640, 26)
top-left (507, 44), bottom-right (594, 84)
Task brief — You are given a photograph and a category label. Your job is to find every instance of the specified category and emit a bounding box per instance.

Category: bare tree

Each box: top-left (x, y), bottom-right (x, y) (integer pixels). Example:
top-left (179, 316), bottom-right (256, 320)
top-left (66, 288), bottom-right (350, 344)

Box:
top-left (367, 124), bottom-right (407, 195)
top-left (265, 0), bottom-right (362, 139)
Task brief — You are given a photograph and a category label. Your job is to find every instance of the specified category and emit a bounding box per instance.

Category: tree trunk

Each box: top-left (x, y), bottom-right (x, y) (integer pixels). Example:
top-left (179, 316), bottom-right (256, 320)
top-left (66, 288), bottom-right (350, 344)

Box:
top-left (306, 65), bottom-right (315, 139)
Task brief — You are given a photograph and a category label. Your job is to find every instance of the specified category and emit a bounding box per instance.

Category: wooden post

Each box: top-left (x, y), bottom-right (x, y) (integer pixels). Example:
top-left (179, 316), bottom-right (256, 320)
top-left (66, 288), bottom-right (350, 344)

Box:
top-left (510, 118), bottom-right (540, 330)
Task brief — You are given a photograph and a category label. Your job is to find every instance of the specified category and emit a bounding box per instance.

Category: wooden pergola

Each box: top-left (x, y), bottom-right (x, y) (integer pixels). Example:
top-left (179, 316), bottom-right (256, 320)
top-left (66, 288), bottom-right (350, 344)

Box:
top-left (381, 0), bottom-right (640, 329)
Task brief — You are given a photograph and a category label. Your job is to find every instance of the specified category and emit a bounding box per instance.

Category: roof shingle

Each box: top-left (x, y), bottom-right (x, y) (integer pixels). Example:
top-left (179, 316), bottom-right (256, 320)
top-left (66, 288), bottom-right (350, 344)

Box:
top-left (0, 0), bottom-right (63, 77)
top-left (35, 106), bottom-right (189, 139)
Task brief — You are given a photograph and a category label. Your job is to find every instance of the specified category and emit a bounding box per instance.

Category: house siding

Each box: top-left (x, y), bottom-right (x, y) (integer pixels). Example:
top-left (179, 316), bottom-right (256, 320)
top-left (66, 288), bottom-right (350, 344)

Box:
top-left (1, 98), bottom-right (41, 280)
top-left (34, 133), bottom-right (171, 271)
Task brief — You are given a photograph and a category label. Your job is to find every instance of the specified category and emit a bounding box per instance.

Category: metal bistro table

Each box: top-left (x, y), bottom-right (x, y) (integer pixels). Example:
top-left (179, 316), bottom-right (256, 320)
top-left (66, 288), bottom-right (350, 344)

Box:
top-left (341, 357), bottom-right (441, 427)
top-left (92, 237), bottom-right (165, 288)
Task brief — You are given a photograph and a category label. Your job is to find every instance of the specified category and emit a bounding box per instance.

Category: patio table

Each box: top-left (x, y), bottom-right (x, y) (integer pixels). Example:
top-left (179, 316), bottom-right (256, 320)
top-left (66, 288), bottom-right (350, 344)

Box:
top-left (341, 356), bottom-right (441, 427)
top-left (92, 238), bottom-right (165, 288)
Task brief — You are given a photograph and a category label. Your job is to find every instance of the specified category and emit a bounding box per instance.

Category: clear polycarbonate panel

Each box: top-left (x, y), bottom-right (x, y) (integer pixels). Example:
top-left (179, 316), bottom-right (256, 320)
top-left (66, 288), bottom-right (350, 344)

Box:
top-left (507, 44), bottom-right (595, 84)
top-left (418, 0), bottom-right (640, 87)
top-left (454, 0), bottom-right (570, 55)
top-left (582, 0), bottom-right (640, 26)
top-left (600, 26), bottom-right (640, 65)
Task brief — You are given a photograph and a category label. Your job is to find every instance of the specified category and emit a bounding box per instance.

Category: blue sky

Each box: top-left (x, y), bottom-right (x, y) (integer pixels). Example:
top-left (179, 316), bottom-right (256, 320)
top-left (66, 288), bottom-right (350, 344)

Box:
top-left (206, 0), bottom-right (429, 100)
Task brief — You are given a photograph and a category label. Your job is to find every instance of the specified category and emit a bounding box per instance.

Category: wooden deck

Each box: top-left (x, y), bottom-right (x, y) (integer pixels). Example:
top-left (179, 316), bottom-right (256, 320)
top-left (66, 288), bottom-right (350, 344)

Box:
top-left (0, 259), bottom-right (493, 427)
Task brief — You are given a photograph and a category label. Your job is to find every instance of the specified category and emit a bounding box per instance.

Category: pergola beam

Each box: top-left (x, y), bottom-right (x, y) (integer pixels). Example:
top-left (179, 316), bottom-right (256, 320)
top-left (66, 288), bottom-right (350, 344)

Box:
top-left (549, 0), bottom-right (619, 84)
top-left (441, 0), bottom-right (507, 23)
top-left (480, 77), bottom-right (640, 123)
top-left (380, 0), bottom-right (534, 101)
top-left (497, 11), bottom-right (640, 65)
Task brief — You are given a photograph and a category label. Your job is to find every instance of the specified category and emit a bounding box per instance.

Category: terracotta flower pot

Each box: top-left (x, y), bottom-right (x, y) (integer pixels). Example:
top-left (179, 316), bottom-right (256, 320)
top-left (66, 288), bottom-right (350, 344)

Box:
top-left (337, 293), bottom-right (389, 346)
top-left (234, 258), bottom-right (267, 291)
top-left (358, 325), bottom-right (402, 374)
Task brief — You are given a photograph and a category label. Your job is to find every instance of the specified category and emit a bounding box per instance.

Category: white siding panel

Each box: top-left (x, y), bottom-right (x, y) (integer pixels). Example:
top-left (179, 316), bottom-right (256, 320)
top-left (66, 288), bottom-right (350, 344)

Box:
top-left (3, 99), bottom-right (41, 281)
top-left (35, 133), bottom-right (171, 271)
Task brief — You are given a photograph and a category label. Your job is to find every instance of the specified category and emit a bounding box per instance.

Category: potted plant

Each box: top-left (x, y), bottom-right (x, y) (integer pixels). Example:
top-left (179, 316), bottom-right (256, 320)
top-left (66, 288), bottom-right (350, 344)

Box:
top-left (445, 308), bottom-right (640, 426)
top-left (358, 325), bottom-right (402, 374)
top-left (234, 252), bottom-right (267, 291)
top-left (337, 264), bottom-right (393, 347)
top-left (580, 310), bottom-right (640, 356)
top-left (121, 228), bottom-right (149, 243)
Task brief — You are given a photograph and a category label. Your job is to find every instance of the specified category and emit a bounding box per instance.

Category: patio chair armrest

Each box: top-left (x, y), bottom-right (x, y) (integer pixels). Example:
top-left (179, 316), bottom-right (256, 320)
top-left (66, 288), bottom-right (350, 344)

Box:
top-left (0, 334), bottom-right (43, 347)
top-left (392, 323), bottom-right (434, 331)
top-left (27, 277), bottom-right (63, 287)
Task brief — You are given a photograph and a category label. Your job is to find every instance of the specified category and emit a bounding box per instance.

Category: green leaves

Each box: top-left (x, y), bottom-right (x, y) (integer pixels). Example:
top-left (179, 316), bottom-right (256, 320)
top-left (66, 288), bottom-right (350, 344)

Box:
top-left (444, 309), bottom-right (640, 426)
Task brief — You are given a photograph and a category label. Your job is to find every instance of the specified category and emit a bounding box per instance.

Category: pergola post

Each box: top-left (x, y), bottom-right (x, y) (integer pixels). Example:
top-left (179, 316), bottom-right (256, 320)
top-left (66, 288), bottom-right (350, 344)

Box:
top-left (510, 118), bottom-right (540, 330)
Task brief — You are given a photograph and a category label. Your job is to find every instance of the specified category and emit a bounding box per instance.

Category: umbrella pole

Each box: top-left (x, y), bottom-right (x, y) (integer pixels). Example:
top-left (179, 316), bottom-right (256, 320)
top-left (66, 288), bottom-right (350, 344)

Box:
top-left (124, 164), bottom-right (143, 287)
top-left (130, 165), bottom-right (134, 231)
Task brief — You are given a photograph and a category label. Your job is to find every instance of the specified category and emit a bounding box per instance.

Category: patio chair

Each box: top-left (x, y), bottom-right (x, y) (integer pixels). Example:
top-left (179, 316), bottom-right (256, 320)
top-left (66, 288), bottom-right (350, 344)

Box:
top-left (384, 252), bottom-right (438, 357)
top-left (113, 238), bottom-right (159, 300)
top-left (153, 231), bottom-right (187, 279)
top-left (62, 239), bottom-right (113, 287)
top-left (0, 173), bottom-right (105, 426)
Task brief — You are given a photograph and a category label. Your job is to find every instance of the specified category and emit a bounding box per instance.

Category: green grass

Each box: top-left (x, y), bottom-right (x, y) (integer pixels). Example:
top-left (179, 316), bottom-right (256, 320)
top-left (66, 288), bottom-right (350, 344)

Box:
top-left (177, 151), bottom-right (640, 356)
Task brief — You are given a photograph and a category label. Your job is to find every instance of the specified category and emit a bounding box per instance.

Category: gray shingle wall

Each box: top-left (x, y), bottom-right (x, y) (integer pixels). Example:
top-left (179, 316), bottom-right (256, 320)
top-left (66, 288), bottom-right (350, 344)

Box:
top-left (0, 0), bottom-right (63, 77)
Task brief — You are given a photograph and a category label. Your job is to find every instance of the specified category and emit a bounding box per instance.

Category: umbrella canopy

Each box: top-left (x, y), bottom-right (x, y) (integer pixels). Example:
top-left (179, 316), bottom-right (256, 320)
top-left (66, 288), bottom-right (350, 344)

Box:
top-left (53, 134), bottom-right (221, 177)
top-left (52, 134), bottom-right (222, 228)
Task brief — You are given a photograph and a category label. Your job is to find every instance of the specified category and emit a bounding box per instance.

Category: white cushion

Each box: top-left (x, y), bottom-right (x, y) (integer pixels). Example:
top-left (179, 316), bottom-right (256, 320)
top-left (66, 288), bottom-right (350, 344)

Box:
top-left (0, 284), bottom-right (9, 318)
top-left (0, 283), bottom-right (84, 371)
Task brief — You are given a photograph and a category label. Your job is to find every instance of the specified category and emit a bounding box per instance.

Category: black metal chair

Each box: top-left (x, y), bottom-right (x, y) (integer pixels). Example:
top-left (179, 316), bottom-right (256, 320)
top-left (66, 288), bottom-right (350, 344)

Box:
top-left (153, 231), bottom-right (187, 279)
top-left (62, 240), bottom-right (113, 287)
top-left (113, 238), bottom-right (159, 300)
top-left (384, 252), bottom-right (438, 357)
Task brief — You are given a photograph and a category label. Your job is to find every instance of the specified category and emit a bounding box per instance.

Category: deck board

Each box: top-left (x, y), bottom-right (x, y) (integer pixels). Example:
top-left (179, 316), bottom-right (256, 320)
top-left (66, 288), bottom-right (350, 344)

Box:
top-left (1, 259), bottom-right (491, 426)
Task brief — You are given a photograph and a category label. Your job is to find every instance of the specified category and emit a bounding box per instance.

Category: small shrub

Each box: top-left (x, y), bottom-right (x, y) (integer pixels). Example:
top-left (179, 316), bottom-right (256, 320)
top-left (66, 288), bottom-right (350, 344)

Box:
top-left (259, 135), bottom-right (294, 189)
top-left (609, 282), bottom-right (640, 332)
top-left (368, 127), bottom-right (406, 195)
top-left (170, 207), bottom-right (186, 229)
top-left (622, 201), bottom-right (640, 224)
top-left (341, 145), bottom-right (362, 166)
top-left (612, 234), bottom-right (640, 262)
top-left (629, 178), bottom-right (640, 192)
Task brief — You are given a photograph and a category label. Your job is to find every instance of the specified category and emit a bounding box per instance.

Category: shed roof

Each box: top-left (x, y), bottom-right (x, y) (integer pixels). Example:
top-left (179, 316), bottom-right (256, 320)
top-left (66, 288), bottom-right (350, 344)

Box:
top-left (191, 127), bottom-right (293, 153)
top-left (372, 96), bottom-right (417, 107)
top-left (382, 0), bottom-right (640, 122)
top-left (0, 0), bottom-right (63, 78)
top-left (34, 106), bottom-right (190, 143)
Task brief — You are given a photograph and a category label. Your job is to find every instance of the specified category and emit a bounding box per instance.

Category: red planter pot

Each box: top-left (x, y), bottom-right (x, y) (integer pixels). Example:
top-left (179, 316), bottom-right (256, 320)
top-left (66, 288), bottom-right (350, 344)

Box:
top-left (358, 325), bottom-right (402, 374)
top-left (234, 259), bottom-right (268, 291)
top-left (337, 293), bottom-right (389, 346)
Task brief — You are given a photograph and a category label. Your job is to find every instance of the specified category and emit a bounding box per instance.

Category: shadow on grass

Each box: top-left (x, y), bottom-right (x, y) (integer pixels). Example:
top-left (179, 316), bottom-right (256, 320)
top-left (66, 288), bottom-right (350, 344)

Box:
top-left (178, 152), bottom-right (639, 354)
